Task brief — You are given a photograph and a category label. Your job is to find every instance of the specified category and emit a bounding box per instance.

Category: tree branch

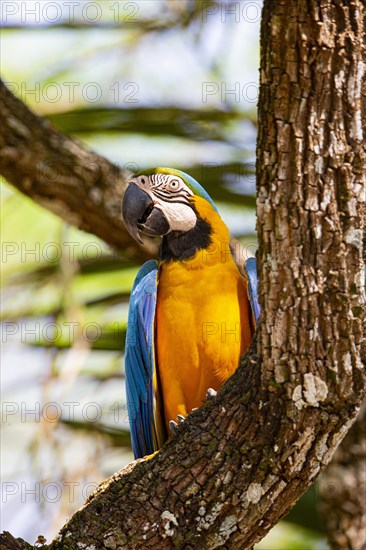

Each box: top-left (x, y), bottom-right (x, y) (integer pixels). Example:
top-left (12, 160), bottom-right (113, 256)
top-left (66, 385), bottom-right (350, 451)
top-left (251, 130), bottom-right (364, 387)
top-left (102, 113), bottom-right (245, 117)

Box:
top-left (0, 0), bottom-right (365, 548)
top-left (319, 401), bottom-right (366, 549)
top-left (0, 78), bottom-right (147, 260)
top-left (0, 531), bottom-right (34, 550)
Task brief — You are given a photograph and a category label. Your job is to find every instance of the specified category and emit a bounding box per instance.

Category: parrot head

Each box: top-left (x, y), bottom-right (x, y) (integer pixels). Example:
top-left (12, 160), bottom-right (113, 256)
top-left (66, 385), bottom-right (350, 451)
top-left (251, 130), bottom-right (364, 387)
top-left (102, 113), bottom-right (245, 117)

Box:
top-left (122, 168), bottom-right (222, 260)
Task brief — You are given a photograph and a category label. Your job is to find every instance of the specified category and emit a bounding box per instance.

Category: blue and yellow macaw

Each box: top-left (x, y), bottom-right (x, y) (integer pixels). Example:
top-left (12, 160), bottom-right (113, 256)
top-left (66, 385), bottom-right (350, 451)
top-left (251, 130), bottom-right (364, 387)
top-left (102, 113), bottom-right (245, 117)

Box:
top-left (122, 168), bottom-right (259, 459)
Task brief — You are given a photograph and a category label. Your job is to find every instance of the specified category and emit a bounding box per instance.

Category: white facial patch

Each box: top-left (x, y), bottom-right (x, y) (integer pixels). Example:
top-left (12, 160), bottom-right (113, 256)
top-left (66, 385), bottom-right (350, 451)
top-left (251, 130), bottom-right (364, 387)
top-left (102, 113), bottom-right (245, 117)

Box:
top-left (154, 200), bottom-right (197, 232)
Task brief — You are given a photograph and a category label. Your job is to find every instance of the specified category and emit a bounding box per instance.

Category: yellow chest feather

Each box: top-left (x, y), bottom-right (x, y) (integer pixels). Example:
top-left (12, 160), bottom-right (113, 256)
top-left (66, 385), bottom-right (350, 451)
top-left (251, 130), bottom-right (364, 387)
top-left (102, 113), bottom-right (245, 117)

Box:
top-left (156, 254), bottom-right (252, 429)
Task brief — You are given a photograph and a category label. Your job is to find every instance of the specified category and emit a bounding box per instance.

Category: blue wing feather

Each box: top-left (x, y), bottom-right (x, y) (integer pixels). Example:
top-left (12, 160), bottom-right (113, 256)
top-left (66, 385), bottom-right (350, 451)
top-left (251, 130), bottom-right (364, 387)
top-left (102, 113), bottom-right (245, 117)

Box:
top-left (243, 257), bottom-right (260, 328)
top-left (125, 260), bottom-right (159, 458)
top-left (126, 256), bottom-right (259, 458)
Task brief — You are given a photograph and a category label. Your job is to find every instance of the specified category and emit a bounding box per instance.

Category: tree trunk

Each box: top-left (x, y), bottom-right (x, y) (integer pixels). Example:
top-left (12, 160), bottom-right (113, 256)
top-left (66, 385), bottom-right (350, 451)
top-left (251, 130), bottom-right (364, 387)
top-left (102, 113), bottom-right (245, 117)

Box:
top-left (319, 400), bottom-right (366, 549)
top-left (0, 0), bottom-right (365, 548)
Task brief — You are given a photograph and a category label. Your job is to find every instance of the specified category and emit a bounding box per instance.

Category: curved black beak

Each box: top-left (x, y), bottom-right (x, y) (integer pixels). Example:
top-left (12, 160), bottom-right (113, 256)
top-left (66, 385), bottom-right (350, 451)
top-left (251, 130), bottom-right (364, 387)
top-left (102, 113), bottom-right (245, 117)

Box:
top-left (122, 183), bottom-right (170, 244)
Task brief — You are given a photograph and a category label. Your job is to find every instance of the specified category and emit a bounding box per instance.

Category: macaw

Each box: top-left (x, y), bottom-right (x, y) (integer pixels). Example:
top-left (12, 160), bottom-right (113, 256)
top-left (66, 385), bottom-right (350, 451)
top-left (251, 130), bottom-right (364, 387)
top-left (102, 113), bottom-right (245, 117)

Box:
top-left (122, 167), bottom-right (260, 459)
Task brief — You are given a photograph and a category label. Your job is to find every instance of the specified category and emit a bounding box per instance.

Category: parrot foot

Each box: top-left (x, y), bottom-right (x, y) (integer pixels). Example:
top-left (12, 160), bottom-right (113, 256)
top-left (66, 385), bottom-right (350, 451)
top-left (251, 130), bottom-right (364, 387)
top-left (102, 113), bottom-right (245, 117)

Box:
top-left (169, 414), bottom-right (186, 434)
top-left (206, 388), bottom-right (217, 400)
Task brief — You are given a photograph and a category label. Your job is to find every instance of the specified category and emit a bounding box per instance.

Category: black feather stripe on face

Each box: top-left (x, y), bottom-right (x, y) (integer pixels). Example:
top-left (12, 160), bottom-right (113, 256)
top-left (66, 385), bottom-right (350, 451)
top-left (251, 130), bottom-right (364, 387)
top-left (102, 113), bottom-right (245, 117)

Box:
top-left (152, 189), bottom-right (191, 203)
top-left (160, 216), bottom-right (212, 261)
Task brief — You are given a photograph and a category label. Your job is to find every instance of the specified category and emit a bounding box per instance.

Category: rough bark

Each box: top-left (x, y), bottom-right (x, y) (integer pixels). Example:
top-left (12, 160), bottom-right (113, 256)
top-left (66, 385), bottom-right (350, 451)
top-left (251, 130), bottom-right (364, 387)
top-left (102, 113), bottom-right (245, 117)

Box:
top-left (0, 0), bottom-right (365, 548)
top-left (319, 401), bottom-right (366, 549)
top-left (0, 79), bottom-right (146, 260)
top-left (0, 532), bottom-right (33, 550)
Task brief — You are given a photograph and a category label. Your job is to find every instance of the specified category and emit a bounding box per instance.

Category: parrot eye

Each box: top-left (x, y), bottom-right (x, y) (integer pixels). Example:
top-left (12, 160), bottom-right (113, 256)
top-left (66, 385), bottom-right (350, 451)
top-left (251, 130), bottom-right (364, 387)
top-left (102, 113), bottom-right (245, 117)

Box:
top-left (140, 178), bottom-right (146, 184)
top-left (169, 179), bottom-right (180, 190)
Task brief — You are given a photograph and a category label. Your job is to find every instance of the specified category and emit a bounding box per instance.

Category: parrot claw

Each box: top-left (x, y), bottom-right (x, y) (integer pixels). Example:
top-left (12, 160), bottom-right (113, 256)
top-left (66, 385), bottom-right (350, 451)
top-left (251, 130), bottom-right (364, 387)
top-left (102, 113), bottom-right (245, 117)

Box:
top-left (169, 420), bottom-right (178, 434)
top-left (169, 413), bottom-right (188, 434)
top-left (206, 388), bottom-right (217, 400)
top-left (169, 420), bottom-right (181, 434)
top-left (169, 409), bottom-right (199, 434)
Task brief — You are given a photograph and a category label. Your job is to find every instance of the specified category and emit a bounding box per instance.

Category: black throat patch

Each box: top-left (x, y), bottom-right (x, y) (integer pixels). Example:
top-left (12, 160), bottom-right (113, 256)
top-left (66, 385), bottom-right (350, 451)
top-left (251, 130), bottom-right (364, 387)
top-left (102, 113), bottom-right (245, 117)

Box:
top-left (160, 217), bottom-right (212, 261)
